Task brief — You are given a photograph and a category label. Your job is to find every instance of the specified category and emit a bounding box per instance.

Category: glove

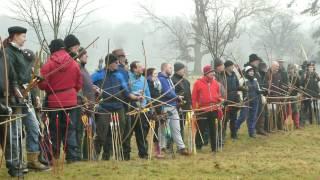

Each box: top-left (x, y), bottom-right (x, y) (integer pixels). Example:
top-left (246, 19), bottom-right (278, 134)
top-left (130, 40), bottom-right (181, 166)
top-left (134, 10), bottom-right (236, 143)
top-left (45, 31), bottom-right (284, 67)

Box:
top-left (239, 86), bottom-right (248, 93)
top-left (35, 75), bottom-right (45, 82)
top-left (258, 90), bottom-right (268, 96)
top-left (0, 104), bottom-right (12, 115)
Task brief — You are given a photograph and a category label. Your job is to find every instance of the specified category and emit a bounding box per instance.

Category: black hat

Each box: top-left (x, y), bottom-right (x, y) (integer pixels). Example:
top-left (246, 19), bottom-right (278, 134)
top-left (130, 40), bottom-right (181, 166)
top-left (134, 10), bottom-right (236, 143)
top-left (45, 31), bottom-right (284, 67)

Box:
top-left (174, 62), bottom-right (185, 72)
top-left (64, 34), bottom-right (80, 49)
top-left (224, 60), bottom-right (234, 68)
top-left (307, 61), bottom-right (316, 67)
top-left (249, 54), bottom-right (261, 63)
top-left (8, 26), bottom-right (27, 36)
top-left (302, 61), bottom-right (308, 66)
top-left (214, 59), bottom-right (224, 68)
top-left (49, 39), bottom-right (65, 54)
top-left (105, 54), bottom-right (118, 65)
top-left (259, 62), bottom-right (267, 70)
top-left (22, 49), bottom-right (35, 62)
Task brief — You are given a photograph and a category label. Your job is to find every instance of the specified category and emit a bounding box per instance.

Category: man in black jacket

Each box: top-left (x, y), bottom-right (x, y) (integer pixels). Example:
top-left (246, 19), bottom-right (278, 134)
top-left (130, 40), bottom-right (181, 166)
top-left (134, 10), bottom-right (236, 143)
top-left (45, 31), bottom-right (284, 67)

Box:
top-left (171, 62), bottom-right (192, 139)
top-left (301, 61), bottom-right (320, 125)
top-left (223, 60), bottom-right (240, 139)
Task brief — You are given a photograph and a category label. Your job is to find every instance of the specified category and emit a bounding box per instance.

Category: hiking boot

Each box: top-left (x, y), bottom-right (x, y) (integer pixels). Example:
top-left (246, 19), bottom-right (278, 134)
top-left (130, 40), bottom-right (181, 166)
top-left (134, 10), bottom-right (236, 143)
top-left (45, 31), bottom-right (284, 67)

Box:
top-left (39, 152), bottom-right (50, 166)
top-left (139, 154), bottom-right (148, 160)
top-left (178, 148), bottom-right (190, 156)
top-left (231, 133), bottom-right (238, 140)
top-left (124, 153), bottom-right (130, 161)
top-left (249, 134), bottom-right (256, 138)
top-left (22, 162), bottom-right (29, 174)
top-left (8, 168), bottom-right (24, 178)
top-left (27, 152), bottom-right (50, 171)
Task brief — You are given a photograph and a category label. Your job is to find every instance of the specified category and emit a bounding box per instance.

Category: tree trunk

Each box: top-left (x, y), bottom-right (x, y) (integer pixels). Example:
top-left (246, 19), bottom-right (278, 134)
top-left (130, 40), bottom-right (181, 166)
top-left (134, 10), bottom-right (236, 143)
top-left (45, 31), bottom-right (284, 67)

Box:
top-left (193, 41), bottom-right (203, 74)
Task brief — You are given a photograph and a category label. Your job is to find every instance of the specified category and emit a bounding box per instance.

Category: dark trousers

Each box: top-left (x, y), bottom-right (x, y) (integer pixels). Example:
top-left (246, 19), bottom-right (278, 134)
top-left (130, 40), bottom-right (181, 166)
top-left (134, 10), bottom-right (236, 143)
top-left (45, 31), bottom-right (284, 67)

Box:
top-left (94, 108), bottom-right (129, 160)
top-left (74, 107), bottom-right (83, 158)
top-left (195, 111), bottom-right (218, 152)
top-left (48, 108), bottom-right (81, 162)
top-left (129, 113), bottom-right (149, 158)
top-left (0, 107), bottom-right (23, 171)
top-left (301, 99), bottom-right (313, 125)
top-left (263, 106), bottom-right (270, 132)
top-left (223, 107), bottom-right (238, 139)
top-left (179, 111), bottom-right (186, 140)
top-left (82, 113), bottom-right (96, 160)
top-left (256, 100), bottom-right (266, 133)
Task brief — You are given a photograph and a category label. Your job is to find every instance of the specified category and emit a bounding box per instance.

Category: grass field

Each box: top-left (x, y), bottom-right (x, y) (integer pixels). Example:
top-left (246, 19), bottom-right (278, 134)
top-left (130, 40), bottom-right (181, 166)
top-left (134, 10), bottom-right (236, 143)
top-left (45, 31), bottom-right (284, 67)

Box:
top-left (1, 125), bottom-right (320, 179)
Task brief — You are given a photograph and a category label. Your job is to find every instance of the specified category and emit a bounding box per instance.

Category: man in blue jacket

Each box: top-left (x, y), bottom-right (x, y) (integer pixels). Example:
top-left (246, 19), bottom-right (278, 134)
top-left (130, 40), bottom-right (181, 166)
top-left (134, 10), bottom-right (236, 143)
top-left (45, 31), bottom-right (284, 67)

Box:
top-left (127, 61), bottom-right (151, 159)
top-left (92, 54), bottom-right (141, 160)
top-left (158, 63), bottom-right (189, 155)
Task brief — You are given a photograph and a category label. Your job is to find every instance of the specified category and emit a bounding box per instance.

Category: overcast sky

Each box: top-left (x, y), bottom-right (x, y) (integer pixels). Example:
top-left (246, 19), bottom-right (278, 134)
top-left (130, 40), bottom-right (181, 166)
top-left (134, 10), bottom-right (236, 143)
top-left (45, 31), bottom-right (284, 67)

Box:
top-left (0, 0), bottom-right (194, 23)
top-left (0, 0), bottom-right (310, 22)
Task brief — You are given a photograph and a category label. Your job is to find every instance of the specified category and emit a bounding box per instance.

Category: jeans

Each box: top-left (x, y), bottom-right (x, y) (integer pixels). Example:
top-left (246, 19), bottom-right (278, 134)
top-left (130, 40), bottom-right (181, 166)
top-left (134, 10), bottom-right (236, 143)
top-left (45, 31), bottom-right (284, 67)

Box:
top-left (162, 106), bottom-right (185, 150)
top-left (236, 98), bottom-right (259, 135)
top-left (22, 106), bottom-right (41, 152)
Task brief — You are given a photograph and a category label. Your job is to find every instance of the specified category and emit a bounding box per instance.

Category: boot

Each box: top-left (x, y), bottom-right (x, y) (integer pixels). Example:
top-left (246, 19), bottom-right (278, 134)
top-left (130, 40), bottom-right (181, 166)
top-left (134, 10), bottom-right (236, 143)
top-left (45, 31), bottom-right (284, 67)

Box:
top-left (154, 143), bottom-right (164, 159)
top-left (8, 168), bottom-right (24, 178)
top-left (22, 162), bottom-right (29, 174)
top-left (27, 152), bottom-right (50, 171)
top-left (178, 148), bottom-right (190, 156)
top-left (257, 130), bottom-right (267, 136)
top-left (293, 113), bottom-right (300, 129)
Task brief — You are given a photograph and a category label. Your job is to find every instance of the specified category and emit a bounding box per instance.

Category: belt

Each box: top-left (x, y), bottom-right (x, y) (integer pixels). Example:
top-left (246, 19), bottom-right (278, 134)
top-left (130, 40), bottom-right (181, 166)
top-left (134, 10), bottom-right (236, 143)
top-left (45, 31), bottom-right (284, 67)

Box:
top-left (47, 88), bottom-right (73, 95)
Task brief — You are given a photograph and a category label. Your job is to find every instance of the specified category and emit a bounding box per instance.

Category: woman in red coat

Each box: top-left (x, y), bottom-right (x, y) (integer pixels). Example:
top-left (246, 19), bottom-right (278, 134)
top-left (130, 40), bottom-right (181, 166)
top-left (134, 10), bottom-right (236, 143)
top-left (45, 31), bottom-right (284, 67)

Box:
top-left (192, 65), bottom-right (224, 153)
top-left (38, 39), bottom-right (82, 163)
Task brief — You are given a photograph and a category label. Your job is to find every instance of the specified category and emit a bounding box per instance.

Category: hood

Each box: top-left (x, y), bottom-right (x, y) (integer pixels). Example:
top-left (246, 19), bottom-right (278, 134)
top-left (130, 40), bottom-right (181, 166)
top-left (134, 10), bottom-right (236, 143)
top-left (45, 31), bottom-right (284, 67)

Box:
top-left (199, 76), bottom-right (213, 84)
top-left (50, 49), bottom-right (73, 71)
top-left (158, 72), bottom-right (170, 79)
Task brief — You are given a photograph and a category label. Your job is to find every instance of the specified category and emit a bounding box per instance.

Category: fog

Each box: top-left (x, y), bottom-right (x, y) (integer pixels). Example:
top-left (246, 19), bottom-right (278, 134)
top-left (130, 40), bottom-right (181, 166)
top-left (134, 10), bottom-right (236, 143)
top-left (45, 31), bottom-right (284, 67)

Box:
top-left (0, 0), bottom-right (319, 74)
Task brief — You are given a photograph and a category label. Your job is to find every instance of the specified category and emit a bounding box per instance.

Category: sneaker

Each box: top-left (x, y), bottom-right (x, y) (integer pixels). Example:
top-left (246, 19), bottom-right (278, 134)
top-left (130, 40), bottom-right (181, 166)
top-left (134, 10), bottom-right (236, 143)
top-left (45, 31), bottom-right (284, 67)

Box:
top-left (178, 148), bottom-right (190, 156)
top-left (155, 153), bottom-right (165, 159)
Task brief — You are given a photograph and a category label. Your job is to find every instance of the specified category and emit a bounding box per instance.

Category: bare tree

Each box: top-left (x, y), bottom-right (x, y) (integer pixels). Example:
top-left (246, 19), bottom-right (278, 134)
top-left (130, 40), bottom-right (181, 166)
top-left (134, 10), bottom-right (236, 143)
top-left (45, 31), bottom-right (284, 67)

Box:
top-left (252, 11), bottom-right (309, 63)
top-left (198, 0), bottom-right (270, 62)
top-left (140, 4), bottom-right (206, 73)
top-left (288, 0), bottom-right (319, 15)
top-left (140, 0), bottom-right (270, 74)
top-left (11, 0), bottom-right (97, 51)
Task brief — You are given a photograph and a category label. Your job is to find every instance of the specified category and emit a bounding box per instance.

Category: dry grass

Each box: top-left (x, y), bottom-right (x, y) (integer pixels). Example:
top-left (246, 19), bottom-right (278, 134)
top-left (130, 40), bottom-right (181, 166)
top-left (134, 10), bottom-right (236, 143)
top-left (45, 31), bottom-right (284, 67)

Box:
top-left (1, 125), bottom-right (320, 179)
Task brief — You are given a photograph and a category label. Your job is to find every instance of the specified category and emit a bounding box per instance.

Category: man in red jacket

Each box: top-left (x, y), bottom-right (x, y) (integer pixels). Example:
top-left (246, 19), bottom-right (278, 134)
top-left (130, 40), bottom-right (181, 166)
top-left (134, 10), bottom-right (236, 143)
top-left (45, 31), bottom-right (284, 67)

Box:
top-left (38, 39), bottom-right (83, 163)
top-left (192, 65), bottom-right (224, 153)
